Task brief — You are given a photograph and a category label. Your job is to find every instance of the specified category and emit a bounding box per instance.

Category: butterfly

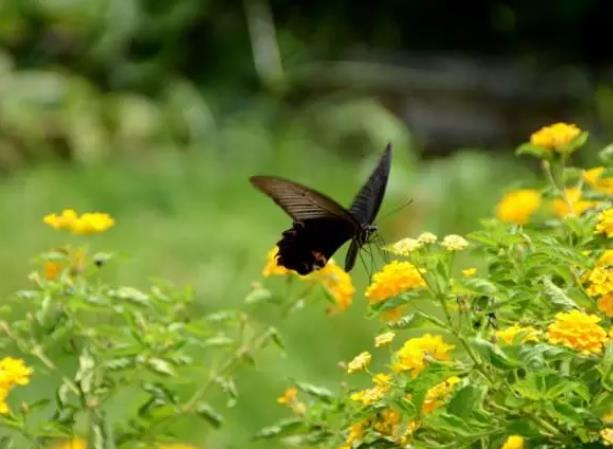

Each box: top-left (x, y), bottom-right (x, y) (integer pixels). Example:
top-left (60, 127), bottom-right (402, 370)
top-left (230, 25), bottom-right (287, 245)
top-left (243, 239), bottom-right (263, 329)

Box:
top-left (250, 144), bottom-right (391, 275)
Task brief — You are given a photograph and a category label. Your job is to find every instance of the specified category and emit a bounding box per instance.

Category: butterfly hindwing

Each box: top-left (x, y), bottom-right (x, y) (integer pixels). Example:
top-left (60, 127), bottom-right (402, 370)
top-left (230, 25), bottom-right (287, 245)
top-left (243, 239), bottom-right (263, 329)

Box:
top-left (277, 218), bottom-right (355, 275)
top-left (349, 144), bottom-right (391, 225)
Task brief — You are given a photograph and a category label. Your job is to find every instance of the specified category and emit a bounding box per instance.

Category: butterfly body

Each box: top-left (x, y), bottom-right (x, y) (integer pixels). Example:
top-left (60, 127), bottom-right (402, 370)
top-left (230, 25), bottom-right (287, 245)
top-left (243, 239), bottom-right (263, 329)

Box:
top-left (251, 145), bottom-right (391, 274)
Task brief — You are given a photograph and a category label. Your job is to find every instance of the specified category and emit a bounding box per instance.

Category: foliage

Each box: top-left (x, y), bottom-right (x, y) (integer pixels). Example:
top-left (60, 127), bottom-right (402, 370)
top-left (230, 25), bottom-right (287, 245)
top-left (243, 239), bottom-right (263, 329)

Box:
top-left (0, 213), bottom-right (278, 448)
top-left (257, 124), bottom-right (613, 449)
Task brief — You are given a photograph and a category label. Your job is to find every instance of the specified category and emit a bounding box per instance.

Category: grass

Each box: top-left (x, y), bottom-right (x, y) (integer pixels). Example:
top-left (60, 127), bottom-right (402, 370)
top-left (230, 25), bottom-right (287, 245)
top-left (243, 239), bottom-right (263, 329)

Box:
top-left (0, 141), bottom-right (532, 447)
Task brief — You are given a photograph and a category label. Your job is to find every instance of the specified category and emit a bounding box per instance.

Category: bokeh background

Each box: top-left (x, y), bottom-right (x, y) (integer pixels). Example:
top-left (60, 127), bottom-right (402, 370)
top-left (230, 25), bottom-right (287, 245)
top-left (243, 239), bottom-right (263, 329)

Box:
top-left (1, 1), bottom-right (612, 447)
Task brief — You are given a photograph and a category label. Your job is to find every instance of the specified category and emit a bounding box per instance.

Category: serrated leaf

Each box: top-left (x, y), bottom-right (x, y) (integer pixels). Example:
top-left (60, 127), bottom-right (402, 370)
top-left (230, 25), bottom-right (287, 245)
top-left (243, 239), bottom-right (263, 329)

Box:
top-left (296, 382), bottom-right (333, 401)
top-left (244, 287), bottom-right (273, 304)
top-left (203, 335), bottom-right (234, 347)
top-left (253, 418), bottom-right (302, 440)
top-left (75, 348), bottom-right (96, 394)
top-left (108, 286), bottom-right (150, 306)
top-left (542, 277), bottom-right (578, 310)
top-left (196, 402), bottom-right (224, 428)
top-left (147, 358), bottom-right (176, 377)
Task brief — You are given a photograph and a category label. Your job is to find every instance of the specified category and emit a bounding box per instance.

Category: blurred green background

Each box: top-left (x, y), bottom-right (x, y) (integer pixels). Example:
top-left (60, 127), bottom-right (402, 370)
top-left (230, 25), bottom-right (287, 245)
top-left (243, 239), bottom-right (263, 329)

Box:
top-left (1, 1), bottom-right (612, 447)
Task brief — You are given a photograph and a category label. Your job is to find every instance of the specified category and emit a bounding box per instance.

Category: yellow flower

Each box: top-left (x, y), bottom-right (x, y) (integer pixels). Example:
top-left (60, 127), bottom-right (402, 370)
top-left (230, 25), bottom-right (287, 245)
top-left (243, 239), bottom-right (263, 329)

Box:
top-left (373, 408), bottom-right (401, 435)
top-left (381, 306), bottom-right (405, 322)
top-left (417, 232), bottom-right (438, 244)
top-left (596, 208), bottom-right (613, 238)
top-left (422, 376), bottom-right (461, 414)
top-left (374, 331), bottom-right (396, 347)
top-left (496, 324), bottom-right (539, 345)
top-left (43, 209), bottom-right (115, 235)
top-left (598, 294), bottom-right (613, 317)
top-left (500, 435), bottom-right (524, 449)
top-left (530, 122), bottom-right (581, 151)
top-left (307, 261), bottom-right (355, 311)
top-left (350, 373), bottom-right (391, 406)
top-left (392, 334), bottom-right (454, 376)
top-left (603, 410), bottom-right (613, 425)
top-left (365, 261), bottom-right (425, 304)
top-left (43, 261), bottom-right (62, 281)
top-left (551, 187), bottom-right (596, 217)
top-left (347, 351), bottom-right (372, 374)
top-left (547, 310), bottom-right (608, 354)
top-left (462, 267), bottom-right (477, 277)
top-left (495, 189), bottom-right (541, 225)
top-left (387, 238), bottom-right (421, 255)
top-left (277, 386), bottom-right (298, 405)
top-left (55, 440), bottom-right (87, 449)
top-left (0, 388), bottom-right (9, 415)
top-left (602, 429), bottom-right (613, 446)
top-left (0, 357), bottom-right (32, 388)
top-left (586, 266), bottom-right (613, 298)
top-left (339, 422), bottom-right (365, 449)
top-left (584, 167), bottom-right (613, 195)
top-left (262, 246), bottom-right (290, 277)
top-left (441, 234), bottom-right (469, 251)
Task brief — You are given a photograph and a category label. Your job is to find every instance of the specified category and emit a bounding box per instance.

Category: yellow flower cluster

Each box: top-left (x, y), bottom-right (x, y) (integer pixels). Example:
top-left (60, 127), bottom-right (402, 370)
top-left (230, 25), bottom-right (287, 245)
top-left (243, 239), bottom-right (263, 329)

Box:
top-left (350, 373), bottom-right (391, 406)
top-left (387, 232), bottom-right (438, 256)
top-left (392, 334), bottom-right (454, 376)
top-left (53, 440), bottom-right (87, 449)
top-left (596, 208), bottom-right (613, 238)
top-left (43, 209), bottom-right (115, 235)
top-left (373, 408), bottom-right (401, 435)
top-left (585, 250), bottom-right (613, 317)
top-left (462, 267), bottom-right (477, 277)
top-left (602, 428), bottom-right (613, 446)
top-left (262, 246), bottom-right (291, 277)
top-left (262, 247), bottom-right (355, 310)
top-left (441, 234), bottom-right (469, 251)
top-left (551, 187), bottom-right (596, 218)
top-left (308, 261), bottom-right (356, 311)
top-left (496, 189), bottom-right (541, 225)
top-left (500, 435), bottom-right (524, 449)
top-left (374, 331), bottom-right (396, 347)
top-left (0, 357), bottom-right (33, 414)
top-left (276, 386), bottom-right (306, 415)
top-left (365, 261), bottom-right (425, 304)
top-left (546, 310), bottom-right (608, 354)
top-left (338, 421), bottom-right (365, 449)
top-left (584, 167), bottom-right (613, 195)
top-left (422, 376), bottom-right (461, 414)
top-left (347, 351), bottom-right (372, 374)
top-left (496, 324), bottom-right (539, 345)
top-left (530, 122), bottom-right (581, 151)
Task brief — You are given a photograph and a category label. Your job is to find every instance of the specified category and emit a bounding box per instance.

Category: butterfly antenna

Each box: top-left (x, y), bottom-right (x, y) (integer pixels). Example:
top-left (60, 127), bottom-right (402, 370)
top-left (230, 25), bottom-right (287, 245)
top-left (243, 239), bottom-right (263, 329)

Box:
top-left (378, 198), bottom-right (414, 223)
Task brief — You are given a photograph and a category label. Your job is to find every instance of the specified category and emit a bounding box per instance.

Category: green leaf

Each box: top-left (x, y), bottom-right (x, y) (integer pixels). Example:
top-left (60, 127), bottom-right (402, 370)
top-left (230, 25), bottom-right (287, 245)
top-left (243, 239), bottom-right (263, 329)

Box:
top-left (599, 143), bottom-right (613, 164)
top-left (296, 382), bottom-right (333, 401)
top-left (244, 287), bottom-right (273, 304)
top-left (75, 347), bottom-right (96, 394)
top-left (447, 384), bottom-right (487, 418)
top-left (253, 418), bottom-right (303, 440)
top-left (196, 402), bottom-right (224, 428)
top-left (516, 142), bottom-right (552, 159)
top-left (471, 337), bottom-right (521, 369)
top-left (108, 286), bottom-right (150, 306)
top-left (147, 358), bottom-right (176, 377)
top-left (541, 277), bottom-right (578, 310)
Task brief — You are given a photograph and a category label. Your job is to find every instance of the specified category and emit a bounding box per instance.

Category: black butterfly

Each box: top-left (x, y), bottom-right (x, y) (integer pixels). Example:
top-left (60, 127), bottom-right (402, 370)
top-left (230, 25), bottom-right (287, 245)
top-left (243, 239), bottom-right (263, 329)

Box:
top-left (250, 144), bottom-right (391, 275)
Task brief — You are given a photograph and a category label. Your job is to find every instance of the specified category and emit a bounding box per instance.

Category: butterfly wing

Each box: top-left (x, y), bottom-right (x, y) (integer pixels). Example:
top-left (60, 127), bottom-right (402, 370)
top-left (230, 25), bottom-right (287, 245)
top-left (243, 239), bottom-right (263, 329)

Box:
top-left (344, 238), bottom-right (360, 272)
top-left (250, 176), bottom-right (360, 225)
top-left (250, 176), bottom-right (359, 274)
top-left (349, 144), bottom-right (391, 225)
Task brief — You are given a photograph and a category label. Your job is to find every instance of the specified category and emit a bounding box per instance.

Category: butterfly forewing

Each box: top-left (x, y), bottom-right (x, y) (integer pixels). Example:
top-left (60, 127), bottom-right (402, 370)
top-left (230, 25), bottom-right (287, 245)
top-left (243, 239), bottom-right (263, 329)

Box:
top-left (250, 176), bottom-right (359, 225)
top-left (349, 144), bottom-right (391, 225)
